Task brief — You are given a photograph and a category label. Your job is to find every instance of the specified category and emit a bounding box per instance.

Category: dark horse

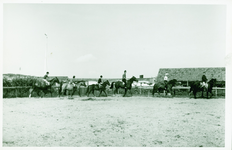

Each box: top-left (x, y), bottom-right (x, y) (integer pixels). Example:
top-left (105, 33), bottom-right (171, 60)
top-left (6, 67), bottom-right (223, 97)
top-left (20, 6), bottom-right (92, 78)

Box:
top-left (29, 77), bottom-right (60, 98)
top-left (152, 79), bottom-right (178, 96)
top-left (86, 80), bottom-right (110, 97)
top-left (110, 76), bottom-right (138, 97)
top-left (59, 80), bottom-right (86, 98)
top-left (189, 78), bottom-right (217, 99)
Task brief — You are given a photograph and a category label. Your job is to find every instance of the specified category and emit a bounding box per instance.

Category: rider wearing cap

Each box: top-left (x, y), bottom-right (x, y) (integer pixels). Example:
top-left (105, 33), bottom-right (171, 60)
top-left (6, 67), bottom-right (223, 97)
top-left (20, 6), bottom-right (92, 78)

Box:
top-left (164, 73), bottom-right (169, 89)
top-left (122, 70), bottom-right (127, 88)
top-left (69, 76), bottom-right (76, 87)
top-left (43, 72), bottom-right (50, 86)
top-left (98, 75), bottom-right (103, 88)
top-left (202, 72), bottom-right (208, 88)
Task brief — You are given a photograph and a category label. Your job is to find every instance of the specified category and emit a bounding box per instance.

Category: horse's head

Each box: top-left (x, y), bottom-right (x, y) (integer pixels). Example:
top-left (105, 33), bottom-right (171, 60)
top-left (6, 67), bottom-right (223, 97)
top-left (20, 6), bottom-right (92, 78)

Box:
top-left (209, 78), bottom-right (217, 86)
top-left (105, 80), bottom-right (110, 86)
top-left (50, 77), bottom-right (60, 84)
top-left (55, 77), bottom-right (60, 83)
top-left (78, 81), bottom-right (86, 87)
top-left (130, 76), bottom-right (138, 82)
top-left (167, 79), bottom-right (177, 87)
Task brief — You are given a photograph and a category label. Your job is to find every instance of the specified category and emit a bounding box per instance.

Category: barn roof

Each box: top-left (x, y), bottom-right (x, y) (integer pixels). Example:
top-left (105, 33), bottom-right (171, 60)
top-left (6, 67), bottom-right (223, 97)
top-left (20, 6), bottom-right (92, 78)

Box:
top-left (156, 67), bottom-right (225, 82)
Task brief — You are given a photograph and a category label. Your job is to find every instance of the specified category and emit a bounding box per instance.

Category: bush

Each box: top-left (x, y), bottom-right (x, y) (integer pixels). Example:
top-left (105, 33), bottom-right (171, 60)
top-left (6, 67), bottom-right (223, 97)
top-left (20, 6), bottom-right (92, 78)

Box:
top-left (3, 76), bottom-right (38, 98)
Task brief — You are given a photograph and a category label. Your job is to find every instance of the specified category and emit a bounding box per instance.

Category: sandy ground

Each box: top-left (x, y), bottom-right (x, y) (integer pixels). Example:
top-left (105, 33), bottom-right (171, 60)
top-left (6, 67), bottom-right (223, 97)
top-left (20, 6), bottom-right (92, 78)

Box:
top-left (2, 96), bottom-right (225, 147)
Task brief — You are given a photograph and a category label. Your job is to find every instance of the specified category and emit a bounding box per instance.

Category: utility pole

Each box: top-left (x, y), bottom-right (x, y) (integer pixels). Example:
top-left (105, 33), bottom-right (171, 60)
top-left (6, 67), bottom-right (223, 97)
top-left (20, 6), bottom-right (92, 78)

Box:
top-left (44, 34), bottom-right (48, 73)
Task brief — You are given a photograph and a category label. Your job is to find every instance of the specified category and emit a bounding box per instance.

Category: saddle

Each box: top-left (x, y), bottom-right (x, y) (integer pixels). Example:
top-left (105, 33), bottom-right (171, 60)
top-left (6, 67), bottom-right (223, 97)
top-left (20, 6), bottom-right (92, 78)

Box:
top-left (200, 82), bottom-right (208, 88)
top-left (98, 84), bottom-right (103, 89)
top-left (42, 79), bottom-right (50, 86)
top-left (69, 82), bottom-right (76, 87)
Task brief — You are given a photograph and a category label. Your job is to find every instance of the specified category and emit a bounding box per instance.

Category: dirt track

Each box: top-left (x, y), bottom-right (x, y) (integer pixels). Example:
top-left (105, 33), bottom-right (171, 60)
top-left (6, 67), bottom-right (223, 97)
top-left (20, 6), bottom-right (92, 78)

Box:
top-left (3, 96), bottom-right (225, 147)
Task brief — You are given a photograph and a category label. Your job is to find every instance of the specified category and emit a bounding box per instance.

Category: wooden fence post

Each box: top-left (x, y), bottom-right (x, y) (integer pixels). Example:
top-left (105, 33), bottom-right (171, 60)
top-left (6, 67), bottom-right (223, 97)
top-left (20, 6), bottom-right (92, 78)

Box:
top-left (215, 87), bottom-right (217, 97)
top-left (15, 88), bottom-right (17, 97)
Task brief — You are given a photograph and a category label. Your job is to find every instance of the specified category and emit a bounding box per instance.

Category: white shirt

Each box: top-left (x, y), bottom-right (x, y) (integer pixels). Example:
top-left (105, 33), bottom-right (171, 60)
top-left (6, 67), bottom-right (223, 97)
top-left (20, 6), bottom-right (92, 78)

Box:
top-left (164, 76), bottom-right (168, 81)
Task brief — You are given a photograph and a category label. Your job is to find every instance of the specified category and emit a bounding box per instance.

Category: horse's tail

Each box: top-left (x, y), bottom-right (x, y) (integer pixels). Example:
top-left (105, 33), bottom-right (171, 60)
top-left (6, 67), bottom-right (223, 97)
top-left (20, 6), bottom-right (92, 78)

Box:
top-left (152, 84), bottom-right (156, 96)
top-left (29, 79), bottom-right (37, 98)
top-left (110, 82), bottom-right (115, 89)
top-left (59, 82), bottom-right (63, 96)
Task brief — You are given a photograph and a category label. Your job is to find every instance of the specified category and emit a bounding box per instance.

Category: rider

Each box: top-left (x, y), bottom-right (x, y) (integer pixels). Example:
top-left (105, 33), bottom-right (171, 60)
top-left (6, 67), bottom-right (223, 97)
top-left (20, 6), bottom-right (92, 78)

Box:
top-left (43, 72), bottom-right (50, 86)
top-left (69, 76), bottom-right (76, 87)
top-left (98, 75), bottom-right (103, 88)
top-left (122, 70), bottom-right (127, 88)
top-left (202, 72), bottom-right (208, 88)
top-left (164, 73), bottom-right (169, 90)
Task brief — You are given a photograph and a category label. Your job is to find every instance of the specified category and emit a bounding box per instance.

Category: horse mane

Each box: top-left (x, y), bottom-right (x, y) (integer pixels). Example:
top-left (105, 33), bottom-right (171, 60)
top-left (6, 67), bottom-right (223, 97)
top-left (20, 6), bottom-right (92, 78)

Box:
top-left (76, 80), bottom-right (85, 84)
top-left (168, 79), bottom-right (177, 86)
top-left (102, 80), bottom-right (109, 85)
top-left (208, 78), bottom-right (217, 85)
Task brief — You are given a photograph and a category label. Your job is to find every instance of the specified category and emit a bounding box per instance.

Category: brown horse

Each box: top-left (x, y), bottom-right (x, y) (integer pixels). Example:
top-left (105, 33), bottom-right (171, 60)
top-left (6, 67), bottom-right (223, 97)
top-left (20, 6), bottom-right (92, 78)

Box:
top-left (110, 76), bottom-right (138, 97)
top-left (86, 80), bottom-right (110, 97)
top-left (189, 78), bottom-right (217, 99)
top-left (152, 79), bottom-right (178, 96)
top-left (29, 77), bottom-right (60, 98)
top-left (59, 80), bottom-right (86, 99)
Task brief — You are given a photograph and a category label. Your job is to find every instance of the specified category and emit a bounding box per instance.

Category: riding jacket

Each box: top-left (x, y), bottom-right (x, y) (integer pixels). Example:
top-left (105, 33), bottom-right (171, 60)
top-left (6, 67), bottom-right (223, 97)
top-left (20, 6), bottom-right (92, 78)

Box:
top-left (202, 75), bottom-right (207, 82)
top-left (44, 74), bottom-right (48, 79)
top-left (98, 78), bottom-right (103, 84)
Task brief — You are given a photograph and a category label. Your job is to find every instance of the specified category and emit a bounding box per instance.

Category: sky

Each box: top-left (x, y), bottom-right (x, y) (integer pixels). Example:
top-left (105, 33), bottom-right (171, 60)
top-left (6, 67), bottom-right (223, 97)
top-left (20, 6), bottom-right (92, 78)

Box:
top-left (3, 3), bottom-right (227, 78)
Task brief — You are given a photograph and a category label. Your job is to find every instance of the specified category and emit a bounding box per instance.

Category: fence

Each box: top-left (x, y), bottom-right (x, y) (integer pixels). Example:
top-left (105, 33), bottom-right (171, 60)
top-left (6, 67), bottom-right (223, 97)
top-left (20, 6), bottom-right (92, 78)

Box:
top-left (172, 87), bottom-right (225, 97)
top-left (3, 86), bottom-right (225, 98)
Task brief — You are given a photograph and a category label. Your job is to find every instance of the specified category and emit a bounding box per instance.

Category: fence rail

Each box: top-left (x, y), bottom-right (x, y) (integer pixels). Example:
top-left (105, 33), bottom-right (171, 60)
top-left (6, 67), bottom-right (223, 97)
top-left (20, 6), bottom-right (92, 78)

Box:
top-left (3, 86), bottom-right (225, 98)
top-left (3, 86), bottom-right (32, 89)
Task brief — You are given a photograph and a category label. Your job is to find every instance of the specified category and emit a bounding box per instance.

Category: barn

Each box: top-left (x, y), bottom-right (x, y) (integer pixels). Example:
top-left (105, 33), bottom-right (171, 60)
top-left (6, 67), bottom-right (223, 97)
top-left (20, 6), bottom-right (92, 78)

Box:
top-left (156, 67), bottom-right (225, 87)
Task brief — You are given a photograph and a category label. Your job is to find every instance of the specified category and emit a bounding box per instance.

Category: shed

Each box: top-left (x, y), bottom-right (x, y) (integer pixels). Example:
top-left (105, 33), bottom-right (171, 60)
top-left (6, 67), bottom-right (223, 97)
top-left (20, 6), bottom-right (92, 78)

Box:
top-left (156, 67), bottom-right (225, 86)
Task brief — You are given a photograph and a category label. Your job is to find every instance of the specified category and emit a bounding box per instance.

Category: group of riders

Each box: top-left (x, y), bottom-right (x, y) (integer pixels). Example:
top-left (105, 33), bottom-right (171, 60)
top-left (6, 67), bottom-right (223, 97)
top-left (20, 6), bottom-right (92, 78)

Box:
top-left (43, 70), bottom-right (209, 90)
top-left (42, 70), bottom-right (128, 89)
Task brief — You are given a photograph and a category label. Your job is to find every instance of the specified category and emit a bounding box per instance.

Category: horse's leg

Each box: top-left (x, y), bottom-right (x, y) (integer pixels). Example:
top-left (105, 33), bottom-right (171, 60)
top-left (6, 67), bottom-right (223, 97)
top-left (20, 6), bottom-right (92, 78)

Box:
top-left (29, 88), bottom-right (33, 98)
top-left (50, 87), bottom-right (52, 97)
top-left (115, 88), bottom-right (119, 94)
top-left (42, 90), bottom-right (46, 98)
top-left (79, 88), bottom-right (81, 97)
top-left (193, 90), bottom-right (197, 99)
top-left (99, 90), bottom-right (102, 97)
top-left (103, 90), bottom-right (107, 97)
top-left (130, 89), bottom-right (133, 97)
top-left (72, 88), bottom-right (76, 97)
top-left (201, 88), bottom-right (204, 98)
top-left (123, 88), bottom-right (127, 97)
top-left (210, 90), bottom-right (213, 98)
top-left (67, 90), bottom-right (69, 99)
top-left (37, 90), bottom-right (41, 98)
top-left (92, 87), bottom-right (95, 97)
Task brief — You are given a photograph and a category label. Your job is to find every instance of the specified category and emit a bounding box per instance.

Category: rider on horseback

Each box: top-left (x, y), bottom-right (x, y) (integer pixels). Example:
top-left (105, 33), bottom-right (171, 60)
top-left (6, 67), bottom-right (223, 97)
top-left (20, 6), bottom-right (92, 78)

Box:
top-left (202, 72), bottom-right (208, 88)
top-left (98, 75), bottom-right (103, 89)
top-left (43, 72), bottom-right (50, 86)
top-left (69, 76), bottom-right (76, 87)
top-left (122, 70), bottom-right (127, 88)
top-left (164, 73), bottom-right (169, 90)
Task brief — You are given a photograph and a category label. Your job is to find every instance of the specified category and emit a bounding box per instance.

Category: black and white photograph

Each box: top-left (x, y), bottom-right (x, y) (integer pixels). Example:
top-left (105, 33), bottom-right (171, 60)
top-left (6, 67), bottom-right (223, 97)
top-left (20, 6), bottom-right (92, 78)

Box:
top-left (1, 0), bottom-right (232, 149)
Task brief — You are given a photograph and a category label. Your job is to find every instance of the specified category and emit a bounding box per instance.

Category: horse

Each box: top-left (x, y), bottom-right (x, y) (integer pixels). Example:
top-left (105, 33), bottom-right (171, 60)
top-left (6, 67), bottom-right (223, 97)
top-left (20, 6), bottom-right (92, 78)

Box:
top-left (152, 79), bottom-right (178, 96)
top-left (29, 77), bottom-right (60, 98)
top-left (110, 76), bottom-right (138, 97)
top-left (189, 78), bottom-right (217, 99)
top-left (59, 80), bottom-right (86, 99)
top-left (86, 80), bottom-right (110, 97)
